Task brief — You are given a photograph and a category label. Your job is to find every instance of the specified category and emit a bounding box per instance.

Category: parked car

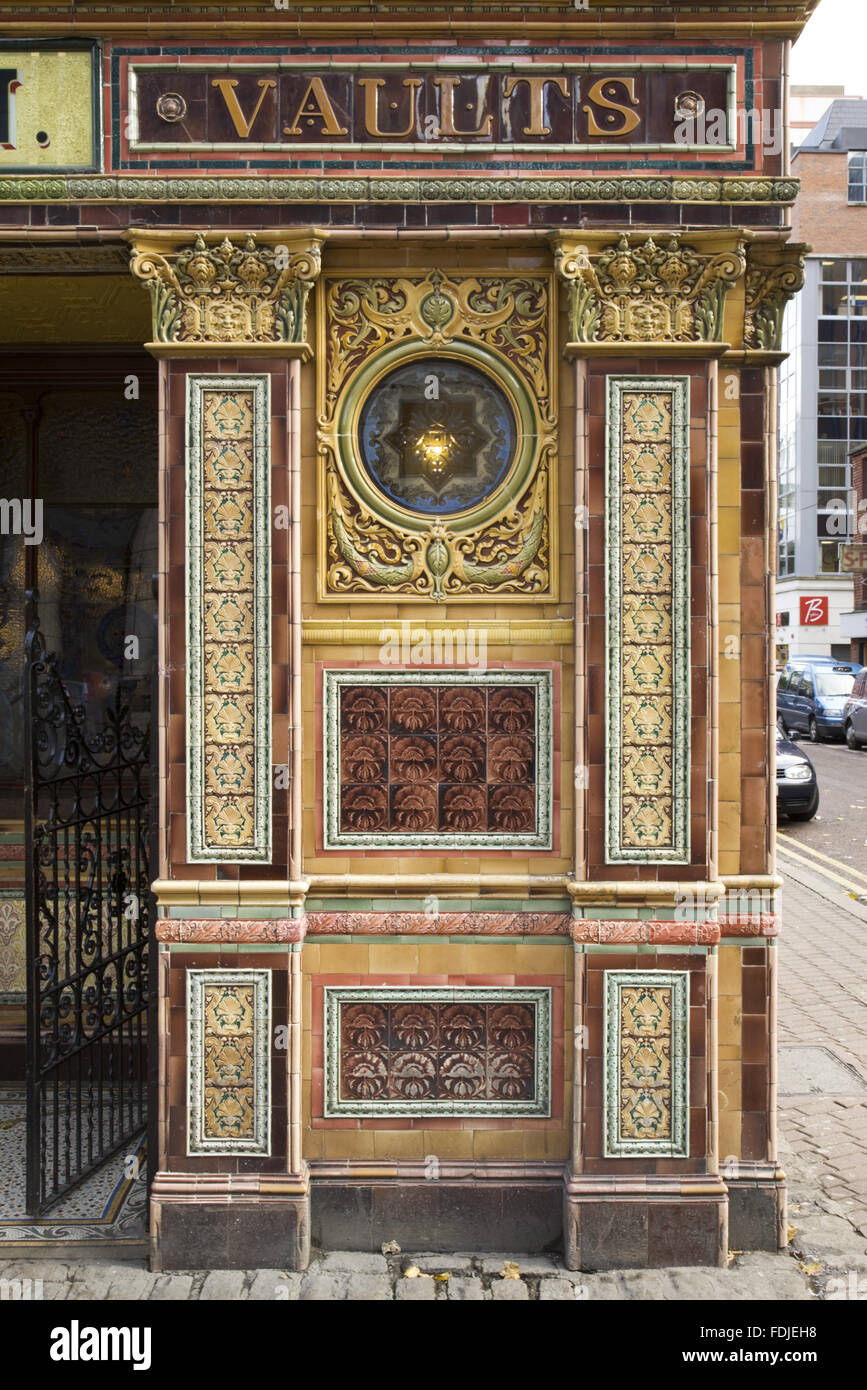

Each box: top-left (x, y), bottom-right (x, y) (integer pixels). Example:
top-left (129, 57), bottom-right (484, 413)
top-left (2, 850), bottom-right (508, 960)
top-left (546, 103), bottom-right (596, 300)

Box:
top-left (842, 667), bottom-right (867, 750)
top-left (776, 727), bottom-right (819, 821)
top-left (776, 659), bottom-right (863, 742)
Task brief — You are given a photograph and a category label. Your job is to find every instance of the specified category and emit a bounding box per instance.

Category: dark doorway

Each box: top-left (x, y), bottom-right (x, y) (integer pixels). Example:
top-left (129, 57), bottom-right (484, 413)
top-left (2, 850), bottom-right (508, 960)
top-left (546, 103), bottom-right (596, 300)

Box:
top-left (0, 349), bottom-right (158, 1213)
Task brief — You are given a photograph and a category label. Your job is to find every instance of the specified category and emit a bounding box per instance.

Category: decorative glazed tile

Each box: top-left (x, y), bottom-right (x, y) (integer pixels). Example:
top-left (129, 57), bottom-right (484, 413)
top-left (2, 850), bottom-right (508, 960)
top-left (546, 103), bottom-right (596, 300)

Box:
top-left (323, 669), bottom-right (552, 849)
top-left (187, 376), bottom-right (271, 862)
top-left (0, 893), bottom-right (25, 998)
top-left (603, 970), bottom-right (689, 1157)
top-left (203, 693), bottom-right (256, 744)
top-left (621, 746), bottom-right (673, 797)
top-left (606, 377), bottom-right (690, 863)
top-left (188, 969), bottom-right (270, 1155)
top-left (203, 439), bottom-right (254, 490)
top-left (204, 743), bottom-right (256, 796)
top-left (622, 441), bottom-right (671, 492)
top-left (202, 541), bottom-right (255, 592)
top-left (324, 986), bottom-right (551, 1117)
top-left (203, 593), bottom-right (255, 643)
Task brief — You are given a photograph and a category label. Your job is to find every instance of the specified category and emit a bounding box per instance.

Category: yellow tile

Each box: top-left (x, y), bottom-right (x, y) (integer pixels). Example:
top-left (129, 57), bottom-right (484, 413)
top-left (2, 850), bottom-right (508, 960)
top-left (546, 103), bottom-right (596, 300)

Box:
top-left (718, 851), bottom-right (740, 877)
top-left (718, 995), bottom-right (742, 1052)
top-left (461, 944), bottom-right (519, 973)
top-left (473, 1129), bottom-right (525, 1160)
top-left (718, 507), bottom-right (741, 556)
top-left (420, 1129), bottom-right (474, 1159)
top-left (317, 944), bottom-right (370, 974)
top-left (718, 753), bottom-right (741, 803)
top-left (522, 1130), bottom-right (551, 1159)
top-left (417, 943), bottom-right (468, 973)
top-left (719, 703), bottom-right (741, 755)
top-left (717, 462), bottom-right (741, 508)
top-left (323, 1129), bottom-right (376, 1159)
top-left (718, 801), bottom-right (741, 859)
top-left (718, 656), bottom-right (741, 705)
top-left (718, 555), bottom-right (740, 602)
top-left (718, 945), bottom-right (742, 996)
top-left (369, 943), bottom-right (419, 974)
top-left (514, 944), bottom-right (570, 974)
top-left (373, 1130), bottom-right (426, 1159)
top-left (718, 1061), bottom-right (742, 1113)
top-left (545, 1129), bottom-right (571, 1160)
top-left (302, 1128), bottom-right (324, 1159)
top-left (718, 1044), bottom-right (741, 1061)
top-left (719, 1112), bottom-right (742, 1163)
top-left (301, 944), bottom-right (320, 974)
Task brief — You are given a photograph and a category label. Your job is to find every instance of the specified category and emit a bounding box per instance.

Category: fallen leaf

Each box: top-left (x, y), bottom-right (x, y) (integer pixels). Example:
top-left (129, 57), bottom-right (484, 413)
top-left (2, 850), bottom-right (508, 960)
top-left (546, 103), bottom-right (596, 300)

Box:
top-left (381, 1240), bottom-right (401, 1256)
top-left (786, 1225), bottom-right (797, 1243)
top-left (403, 1266), bottom-right (422, 1278)
top-left (433, 1273), bottom-right (450, 1282)
top-left (800, 1262), bottom-right (821, 1275)
top-left (502, 1261), bottom-right (521, 1280)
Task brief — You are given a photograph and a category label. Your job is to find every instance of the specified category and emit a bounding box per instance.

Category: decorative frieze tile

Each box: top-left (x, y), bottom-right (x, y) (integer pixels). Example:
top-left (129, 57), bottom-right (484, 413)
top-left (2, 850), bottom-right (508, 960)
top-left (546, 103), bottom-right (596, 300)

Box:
top-left (187, 376), bottom-right (271, 861)
top-left (307, 910), bottom-right (569, 936)
top-left (603, 970), bottom-right (689, 1157)
top-left (605, 377), bottom-right (690, 862)
top-left (324, 986), bottom-right (551, 1117)
top-left (322, 669), bottom-right (552, 849)
top-left (187, 969), bottom-right (271, 1155)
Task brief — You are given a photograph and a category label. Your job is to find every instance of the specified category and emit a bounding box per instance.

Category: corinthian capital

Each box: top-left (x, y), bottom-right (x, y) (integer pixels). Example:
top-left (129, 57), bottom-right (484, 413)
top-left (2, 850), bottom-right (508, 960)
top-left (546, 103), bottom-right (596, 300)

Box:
top-left (126, 230), bottom-right (324, 356)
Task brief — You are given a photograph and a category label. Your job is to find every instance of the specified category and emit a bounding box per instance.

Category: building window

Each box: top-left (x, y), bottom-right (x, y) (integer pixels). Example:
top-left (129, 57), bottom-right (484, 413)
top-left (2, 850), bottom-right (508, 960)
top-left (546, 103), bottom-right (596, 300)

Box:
top-left (849, 152), bottom-right (867, 203)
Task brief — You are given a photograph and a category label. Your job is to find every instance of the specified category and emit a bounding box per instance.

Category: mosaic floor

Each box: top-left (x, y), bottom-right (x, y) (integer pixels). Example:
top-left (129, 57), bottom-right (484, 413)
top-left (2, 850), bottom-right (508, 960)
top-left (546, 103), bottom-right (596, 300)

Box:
top-left (0, 1088), bottom-right (147, 1246)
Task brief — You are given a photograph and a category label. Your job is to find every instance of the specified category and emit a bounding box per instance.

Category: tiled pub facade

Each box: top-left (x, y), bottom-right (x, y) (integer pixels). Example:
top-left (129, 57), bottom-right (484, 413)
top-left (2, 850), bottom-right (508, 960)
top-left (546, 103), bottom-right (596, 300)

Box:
top-left (0, 0), bottom-right (816, 1269)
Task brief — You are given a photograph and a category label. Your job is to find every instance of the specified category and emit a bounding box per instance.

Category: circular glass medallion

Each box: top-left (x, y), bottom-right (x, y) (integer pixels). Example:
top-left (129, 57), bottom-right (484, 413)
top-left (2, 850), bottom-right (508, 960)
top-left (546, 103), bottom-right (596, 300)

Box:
top-left (357, 357), bottom-right (518, 517)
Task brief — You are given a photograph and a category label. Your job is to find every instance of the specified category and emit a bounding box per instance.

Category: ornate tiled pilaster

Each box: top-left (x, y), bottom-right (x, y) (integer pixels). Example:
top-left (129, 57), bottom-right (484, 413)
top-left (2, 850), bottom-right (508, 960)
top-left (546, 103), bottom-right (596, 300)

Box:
top-left (186, 375), bottom-right (271, 861)
top-left (743, 243), bottom-right (808, 352)
top-left (605, 377), bottom-right (690, 862)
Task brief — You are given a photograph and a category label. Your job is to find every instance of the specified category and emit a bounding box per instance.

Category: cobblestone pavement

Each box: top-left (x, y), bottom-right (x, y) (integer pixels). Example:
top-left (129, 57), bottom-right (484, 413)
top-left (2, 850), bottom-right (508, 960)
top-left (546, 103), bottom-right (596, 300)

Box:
top-left (2, 872), bottom-right (864, 1301)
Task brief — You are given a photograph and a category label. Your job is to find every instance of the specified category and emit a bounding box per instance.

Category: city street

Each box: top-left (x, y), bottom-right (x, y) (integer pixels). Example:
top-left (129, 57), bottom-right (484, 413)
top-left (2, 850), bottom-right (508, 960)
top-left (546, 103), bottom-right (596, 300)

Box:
top-left (778, 739), bottom-right (867, 878)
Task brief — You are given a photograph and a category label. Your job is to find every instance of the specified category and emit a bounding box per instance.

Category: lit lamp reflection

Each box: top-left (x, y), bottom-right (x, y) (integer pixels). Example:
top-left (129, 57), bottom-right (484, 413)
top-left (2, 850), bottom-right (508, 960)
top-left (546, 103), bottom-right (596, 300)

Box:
top-left (413, 424), bottom-right (458, 480)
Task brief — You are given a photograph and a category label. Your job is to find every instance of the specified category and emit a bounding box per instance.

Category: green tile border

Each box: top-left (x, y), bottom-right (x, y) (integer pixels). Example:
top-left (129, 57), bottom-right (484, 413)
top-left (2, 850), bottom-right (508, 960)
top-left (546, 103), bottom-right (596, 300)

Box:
top-left (603, 968), bottom-right (689, 1158)
top-left (0, 175), bottom-right (800, 205)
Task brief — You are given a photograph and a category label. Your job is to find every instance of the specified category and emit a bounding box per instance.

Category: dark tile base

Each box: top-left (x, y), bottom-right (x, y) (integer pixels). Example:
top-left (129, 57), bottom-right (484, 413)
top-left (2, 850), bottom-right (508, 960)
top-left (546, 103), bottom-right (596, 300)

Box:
top-left (153, 1197), bottom-right (310, 1271)
top-left (728, 1179), bottom-right (786, 1251)
top-left (311, 1180), bottom-right (562, 1254)
top-left (564, 1194), bottom-right (727, 1270)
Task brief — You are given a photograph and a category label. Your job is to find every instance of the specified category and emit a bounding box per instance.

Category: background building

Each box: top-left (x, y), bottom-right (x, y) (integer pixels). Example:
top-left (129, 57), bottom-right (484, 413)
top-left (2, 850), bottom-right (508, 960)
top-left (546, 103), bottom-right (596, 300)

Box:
top-left (778, 97), bottom-right (867, 663)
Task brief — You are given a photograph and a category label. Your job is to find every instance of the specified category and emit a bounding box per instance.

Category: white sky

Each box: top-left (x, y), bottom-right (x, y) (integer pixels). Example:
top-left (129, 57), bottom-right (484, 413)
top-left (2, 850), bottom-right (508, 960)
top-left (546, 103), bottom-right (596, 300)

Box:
top-left (790, 0), bottom-right (867, 95)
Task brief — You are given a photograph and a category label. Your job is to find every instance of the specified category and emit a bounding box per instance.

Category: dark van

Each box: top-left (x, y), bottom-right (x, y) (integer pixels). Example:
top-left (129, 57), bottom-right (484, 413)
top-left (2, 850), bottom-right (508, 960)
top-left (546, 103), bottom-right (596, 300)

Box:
top-left (776, 659), bottom-right (863, 743)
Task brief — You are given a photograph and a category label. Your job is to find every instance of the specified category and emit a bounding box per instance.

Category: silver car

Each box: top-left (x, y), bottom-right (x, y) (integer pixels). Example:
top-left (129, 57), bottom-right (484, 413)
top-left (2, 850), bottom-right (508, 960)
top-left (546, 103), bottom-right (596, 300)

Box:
top-left (843, 668), bottom-right (867, 750)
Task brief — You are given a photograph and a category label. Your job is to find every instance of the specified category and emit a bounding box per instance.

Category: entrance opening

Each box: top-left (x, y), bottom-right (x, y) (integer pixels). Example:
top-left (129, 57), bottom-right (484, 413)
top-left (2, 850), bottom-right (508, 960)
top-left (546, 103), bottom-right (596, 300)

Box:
top-left (0, 349), bottom-right (158, 1220)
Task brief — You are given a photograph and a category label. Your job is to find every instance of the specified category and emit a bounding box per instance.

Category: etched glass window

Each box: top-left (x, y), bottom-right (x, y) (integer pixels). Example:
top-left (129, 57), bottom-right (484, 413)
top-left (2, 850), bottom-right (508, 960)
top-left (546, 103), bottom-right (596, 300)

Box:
top-left (357, 357), bottom-right (518, 516)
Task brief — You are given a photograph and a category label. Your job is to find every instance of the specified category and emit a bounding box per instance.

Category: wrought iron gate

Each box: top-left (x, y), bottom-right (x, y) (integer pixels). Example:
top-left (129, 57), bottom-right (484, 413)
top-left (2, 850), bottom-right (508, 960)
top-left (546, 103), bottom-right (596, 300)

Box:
top-left (24, 593), bottom-right (152, 1214)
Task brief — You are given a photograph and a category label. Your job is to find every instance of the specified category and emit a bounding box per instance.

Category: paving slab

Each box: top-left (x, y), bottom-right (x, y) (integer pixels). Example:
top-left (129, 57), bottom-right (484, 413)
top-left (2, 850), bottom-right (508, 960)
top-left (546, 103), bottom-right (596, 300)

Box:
top-left (247, 1271), bottom-right (302, 1301)
top-left (490, 1277), bottom-right (529, 1300)
top-left (447, 1276), bottom-right (486, 1301)
top-left (150, 1275), bottom-right (195, 1301)
top-left (199, 1270), bottom-right (246, 1301)
top-left (395, 1275), bottom-right (437, 1300)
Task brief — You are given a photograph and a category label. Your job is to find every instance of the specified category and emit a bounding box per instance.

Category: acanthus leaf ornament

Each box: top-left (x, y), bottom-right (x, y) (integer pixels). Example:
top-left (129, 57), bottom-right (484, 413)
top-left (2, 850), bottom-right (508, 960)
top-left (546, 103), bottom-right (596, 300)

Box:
top-left (554, 231), bottom-right (746, 346)
top-left (743, 242), bottom-right (808, 351)
top-left (127, 230), bottom-right (323, 352)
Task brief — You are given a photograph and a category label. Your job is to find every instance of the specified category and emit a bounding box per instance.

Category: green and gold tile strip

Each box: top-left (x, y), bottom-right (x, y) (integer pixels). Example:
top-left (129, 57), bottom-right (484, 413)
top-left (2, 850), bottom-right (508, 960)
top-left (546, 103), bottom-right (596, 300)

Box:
top-left (186, 375), bottom-right (271, 861)
top-left (605, 376), bottom-right (690, 862)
